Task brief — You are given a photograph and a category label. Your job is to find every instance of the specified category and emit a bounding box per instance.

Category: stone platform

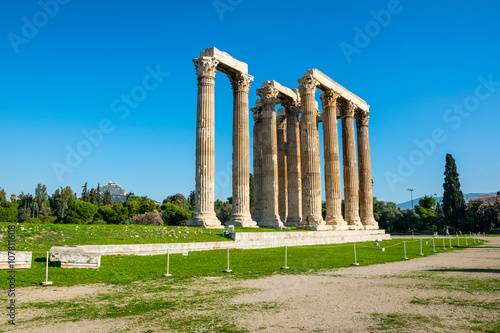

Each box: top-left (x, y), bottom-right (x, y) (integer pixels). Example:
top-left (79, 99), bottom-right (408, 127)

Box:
top-left (50, 230), bottom-right (390, 268)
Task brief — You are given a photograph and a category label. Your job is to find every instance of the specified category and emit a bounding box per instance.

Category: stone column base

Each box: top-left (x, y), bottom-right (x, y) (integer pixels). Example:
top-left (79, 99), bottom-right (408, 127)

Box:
top-left (285, 216), bottom-right (301, 227)
top-left (325, 216), bottom-right (349, 230)
top-left (258, 217), bottom-right (284, 229)
top-left (227, 214), bottom-right (258, 228)
top-left (362, 218), bottom-right (379, 230)
top-left (363, 224), bottom-right (379, 230)
top-left (347, 221), bottom-right (364, 230)
top-left (187, 213), bottom-right (223, 229)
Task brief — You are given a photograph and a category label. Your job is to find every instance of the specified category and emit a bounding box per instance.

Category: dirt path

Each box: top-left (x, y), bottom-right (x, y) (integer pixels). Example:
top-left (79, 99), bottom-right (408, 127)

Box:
top-left (5, 237), bottom-right (499, 332)
top-left (233, 236), bottom-right (500, 332)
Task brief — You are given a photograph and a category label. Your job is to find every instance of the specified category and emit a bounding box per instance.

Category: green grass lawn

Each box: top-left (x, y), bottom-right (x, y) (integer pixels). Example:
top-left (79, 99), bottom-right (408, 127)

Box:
top-left (0, 223), bottom-right (307, 253)
top-left (0, 222), bottom-right (233, 252)
top-left (0, 236), bottom-right (484, 287)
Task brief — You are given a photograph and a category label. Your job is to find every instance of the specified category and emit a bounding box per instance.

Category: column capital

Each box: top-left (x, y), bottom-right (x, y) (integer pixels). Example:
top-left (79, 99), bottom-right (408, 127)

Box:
top-left (298, 75), bottom-right (319, 95)
top-left (229, 73), bottom-right (254, 93)
top-left (320, 89), bottom-right (340, 108)
top-left (251, 107), bottom-right (262, 122)
top-left (356, 110), bottom-right (370, 127)
top-left (339, 99), bottom-right (357, 118)
top-left (193, 57), bottom-right (219, 78)
top-left (256, 86), bottom-right (280, 107)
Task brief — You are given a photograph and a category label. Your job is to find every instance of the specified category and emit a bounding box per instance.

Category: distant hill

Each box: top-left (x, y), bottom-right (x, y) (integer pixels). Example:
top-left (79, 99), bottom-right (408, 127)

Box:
top-left (101, 181), bottom-right (127, 203)
top-left (397, 192), bottom-right (496, 210)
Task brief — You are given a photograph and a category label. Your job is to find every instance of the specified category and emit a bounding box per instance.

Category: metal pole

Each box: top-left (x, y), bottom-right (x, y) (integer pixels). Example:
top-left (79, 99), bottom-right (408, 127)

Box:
top-left (403, 241), bottom-right (408, 260)
top-left (418, 238), bottom-right (423, 256)
top-left (457, 234), bottom-right (460, 247)
top-left (352, 244), bottom-right (359, 266)
top-left (224, 247), bottom-right (232, 273)
top-left (41, 251), bottom-right (53, 285)
top-left (432, 237), bottom-right (436, 252)
top-left (442, 237), bottom-right (446, 250)
top-left (449, 235), bottom-right (453, 248)
top-left (465, 235), bottom-right (468, 246)
top-left (162, 249), bottom-right (172, 277)
top-left (281, 246), bottom-right (289, 269)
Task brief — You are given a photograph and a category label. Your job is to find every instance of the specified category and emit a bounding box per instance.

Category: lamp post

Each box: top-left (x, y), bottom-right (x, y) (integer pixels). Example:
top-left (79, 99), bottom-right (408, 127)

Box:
top-left (407, 189), bottom-right (414, 210)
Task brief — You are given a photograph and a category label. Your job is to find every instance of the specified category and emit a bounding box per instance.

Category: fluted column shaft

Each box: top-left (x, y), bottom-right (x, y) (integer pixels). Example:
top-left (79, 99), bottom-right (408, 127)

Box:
top-left (229, 74), bottom-right (257, 227)
top-left (356, 111), bottom-right (378, 229)
top-left (321, 90), bottom-right (347, 229)
top-left (341, 101), bottom-right (363, 229)
top-left (252, 108), bottom-right (263, 222)
top-left (256, 86), bottom-right (283, 228)
top-left (189, 57), bottom-right (222, 228)
top-left (298, 75), bottom-right (326, 229)
top-left (285, 104), bottom-right (302, 225)
top-left (277, 115), bottom-right (288, 222)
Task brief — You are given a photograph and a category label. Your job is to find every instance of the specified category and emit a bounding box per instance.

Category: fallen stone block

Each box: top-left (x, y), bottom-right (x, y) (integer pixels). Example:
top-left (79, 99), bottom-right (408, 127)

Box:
top-left (0, 251), bottom-right (32, 270)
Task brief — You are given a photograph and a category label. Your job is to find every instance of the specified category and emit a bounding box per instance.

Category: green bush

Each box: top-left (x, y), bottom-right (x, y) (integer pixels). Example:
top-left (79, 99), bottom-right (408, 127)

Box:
top-left (42, 216), bottom-right (58, 224)
top-left (25, 217), bottom-right (42, 224)
top-left (65, 200), bottom-right (98, 224)
top-left (0, 202), bottom-right (19, 222)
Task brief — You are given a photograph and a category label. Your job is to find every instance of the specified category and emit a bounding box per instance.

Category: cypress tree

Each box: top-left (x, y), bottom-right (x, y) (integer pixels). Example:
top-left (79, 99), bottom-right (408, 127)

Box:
top-left (442, 154), bottom-right (465, 228)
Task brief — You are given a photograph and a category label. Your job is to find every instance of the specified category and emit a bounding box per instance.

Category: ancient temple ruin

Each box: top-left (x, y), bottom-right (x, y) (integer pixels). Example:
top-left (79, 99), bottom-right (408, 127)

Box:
top-left (189, 47), bottom-right (378, 231)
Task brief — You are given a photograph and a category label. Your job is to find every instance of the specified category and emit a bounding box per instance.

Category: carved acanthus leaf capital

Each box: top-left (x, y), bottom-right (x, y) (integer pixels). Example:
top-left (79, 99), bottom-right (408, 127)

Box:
top-left (356, 111), bottom-right (370, 127)
top-left (339, 99), bottom-right (357, 118)
top-left (320, 89), bottom-right (340, 108)
top-left (193, 57), bottom-right (219, 78)
top-left (230, 73), bottom-right (254, 93)
top-left (256, 86), bottom-right (280, 107)
top-left (298, 75), bottom-right (319, 95)
top-left (251, 107), bottom-right (262, 122)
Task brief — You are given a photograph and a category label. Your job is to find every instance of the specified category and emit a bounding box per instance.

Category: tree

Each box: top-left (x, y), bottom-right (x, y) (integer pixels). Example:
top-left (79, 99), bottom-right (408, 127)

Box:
top-left (464, 195), bottom-right (500, 232)
top-left (50, 186), bottom-right (76, 219)
top-left (65, 200), bottom-right (98, 224)
top-left (161, 202), bottom-right (191, 226)
top-left (102, 190), bottom-right (114, 205)
top-left (125, 195), bottom-right (157, 217)
top-left (0, 188), bottom-right (6, 203)
top-left (131, 210), bottom-right (163, 226)
top-left (414, 195), bottom-right (437, 230)
top-left (214, 199), bottom-right (231, 223)
top-left (0, 202), bottom-right (19, 222)
top-left (89, 188), bottom-right (98, 206)
top-left (163, 193), bottom-right (190, 211)
top-left (373, 198), bottom-right (402, 232)
top-left (34, 184), bottom-right (50, 218)
top-left (249, 173), bottom-right (255, 208)
top-left (10, 194), bottom-right (16, 202)
top-left (188, 190), bottom-right (195, 211)
top-left (96, 183), bottom-right (102, 206)
top-left (81, 182), bottom-right (89, 202)
top-left (442, 154), bottom-right (465, 228)
top-left (109, 203), bottom-right (129, 224)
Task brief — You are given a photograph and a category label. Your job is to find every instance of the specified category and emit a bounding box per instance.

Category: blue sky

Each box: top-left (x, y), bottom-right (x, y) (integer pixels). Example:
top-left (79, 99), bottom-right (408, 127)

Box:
top-left (0, 0), bottom-right (499, 204)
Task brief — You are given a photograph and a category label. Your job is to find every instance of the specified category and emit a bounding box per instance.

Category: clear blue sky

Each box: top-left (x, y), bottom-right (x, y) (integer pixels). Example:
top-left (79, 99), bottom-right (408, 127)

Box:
top-left (1, 0), bottom-right (499, 204)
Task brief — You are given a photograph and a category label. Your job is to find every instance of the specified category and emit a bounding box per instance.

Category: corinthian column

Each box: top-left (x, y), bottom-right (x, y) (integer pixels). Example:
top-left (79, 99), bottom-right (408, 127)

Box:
top-left (188, 57), bottom-right (222, 228)
top-left (340, 100), bottom-right (363, 230)
top-left (252, 106), bottom-right (263, 223)
top-left (320, 90), bottom-right (348, 230)
top-left (277, 111), bottom-right (288, 222)
top-left (228, 73), bottom-right (258, 227)
top-left (284, 102), bottom-right (302, 226)
top-left (356, 110), bottom-right (378, 229)
top-left (256, 86), bottom-right (283, 228)
top-left (298, 75), bottom-right (329, 230)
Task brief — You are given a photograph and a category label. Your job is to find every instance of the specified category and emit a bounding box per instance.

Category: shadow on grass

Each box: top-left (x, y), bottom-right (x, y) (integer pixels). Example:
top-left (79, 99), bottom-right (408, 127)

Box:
top-left (426, 268), bottom-right (500, 274)
top-left (34, 257), bottom-right (61, 267)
